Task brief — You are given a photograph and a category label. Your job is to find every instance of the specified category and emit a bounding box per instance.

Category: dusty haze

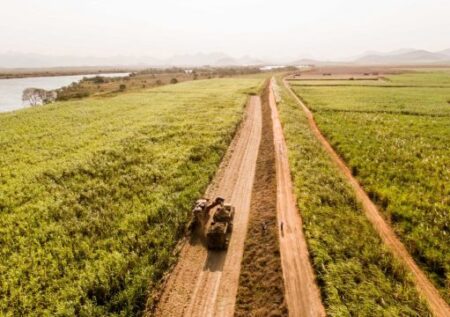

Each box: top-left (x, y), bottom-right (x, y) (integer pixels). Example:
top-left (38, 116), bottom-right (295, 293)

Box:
top-left (1, 0), bottom-right (449, 61)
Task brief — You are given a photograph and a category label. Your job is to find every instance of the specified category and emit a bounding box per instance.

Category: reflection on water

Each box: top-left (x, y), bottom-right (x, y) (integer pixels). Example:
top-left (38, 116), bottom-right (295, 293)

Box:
top-left (0, 73), bottom-right (129, 113)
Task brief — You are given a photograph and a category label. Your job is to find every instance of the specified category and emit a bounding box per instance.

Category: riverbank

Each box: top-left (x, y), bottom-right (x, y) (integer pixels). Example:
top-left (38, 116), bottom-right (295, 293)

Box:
top-left (0, 66), bottom-right (139, 79)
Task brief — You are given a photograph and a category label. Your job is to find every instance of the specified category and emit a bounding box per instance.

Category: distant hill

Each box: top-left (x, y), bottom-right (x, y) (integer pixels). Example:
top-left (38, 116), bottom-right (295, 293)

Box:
top-left (437, 48), bottom-right (450, 57)
top-left (0, 52), bottom-right (266, 68)
top-left (354, 49), bottom-right (450, 65)
top-left (215, 55), bottom-right (265, 66)
top-left (2, 48), bottom-right (450, 68)
top-left (0, 52), bottom-right (163, 68)
top-left (288, 58), bottom-right (347, 66)
top-left (287, 49), bottom-right (450, 66)
top-left (167, 52), bottom-right (229, 67)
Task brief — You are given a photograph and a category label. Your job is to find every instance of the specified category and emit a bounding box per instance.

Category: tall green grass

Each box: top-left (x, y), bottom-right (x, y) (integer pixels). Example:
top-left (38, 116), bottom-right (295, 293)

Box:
top-left (0, 78), bottom-right (262, 316)
top-left (290, 71), bottom-right (450, 303)
top-left (292, 85), bottom-right (450, 115)
top-left (276, 77), bottom-right (430, 315)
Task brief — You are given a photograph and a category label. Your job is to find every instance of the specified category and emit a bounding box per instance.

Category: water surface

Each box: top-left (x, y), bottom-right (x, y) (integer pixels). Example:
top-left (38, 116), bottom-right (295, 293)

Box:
top-left (0, 73), bottom-right (129, 112)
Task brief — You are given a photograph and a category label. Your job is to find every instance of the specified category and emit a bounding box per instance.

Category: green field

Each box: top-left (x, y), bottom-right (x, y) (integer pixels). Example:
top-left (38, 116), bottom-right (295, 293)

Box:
top-left (0, 78), bottom-right (262, 316)
top-left (290, 71), bottom-right (450, 303)
top-left (276, 77), bottom-right (430, 315)
top-left (290, 69), bottom-right (450, 88)
top-left (291, 85), bottom-right (450, 115)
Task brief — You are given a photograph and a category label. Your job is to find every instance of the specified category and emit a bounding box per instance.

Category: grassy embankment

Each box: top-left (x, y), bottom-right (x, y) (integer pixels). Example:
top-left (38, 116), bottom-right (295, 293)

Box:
top-left (56, 67), bottom-right (264, 101)
top-left (56, 72), bottom-right (196, 101)
top-left (275, 77), bottom-right (431, 315)
top-left (235, 83), bottom-right (287, 317)
top-left (0, 78), bottom-right (262, 316)
top-left (290, 70), bottom-right (450, 302)
top-left (0, 67), bottom-right (135, 79)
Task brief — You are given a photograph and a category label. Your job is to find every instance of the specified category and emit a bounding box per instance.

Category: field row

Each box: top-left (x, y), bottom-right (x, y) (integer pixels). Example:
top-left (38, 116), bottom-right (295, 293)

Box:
top-left (290, 71), bottom-right (450, 303)
top-left (275, 77), bottom-right (430, 315)
top-left (0, 78), bottom-right (263, 316)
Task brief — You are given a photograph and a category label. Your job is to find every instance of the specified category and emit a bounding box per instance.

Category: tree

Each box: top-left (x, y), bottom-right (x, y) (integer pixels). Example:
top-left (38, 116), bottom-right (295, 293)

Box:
top-left (22, 88), bottom-right (57, 106)
top-left (170, 78), bottom-right (178, 84)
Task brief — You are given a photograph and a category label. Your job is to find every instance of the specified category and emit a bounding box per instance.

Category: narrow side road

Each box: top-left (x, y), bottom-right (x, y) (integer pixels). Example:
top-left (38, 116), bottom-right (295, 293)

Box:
top-left (283, 77), bottom-right (450, 317)
top-left (269, 78), bottom-right (326, 317)
top-left (152, 96), bottom-right (262, 317)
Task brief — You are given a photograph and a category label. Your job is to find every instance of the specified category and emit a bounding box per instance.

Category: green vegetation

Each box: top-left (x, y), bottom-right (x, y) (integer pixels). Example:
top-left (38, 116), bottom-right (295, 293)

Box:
top-left (276, 77), bottom-right (431, 315)
top-left (385, 70), bottom-right (450, 86)
top-left (291, 85), bottom-right (450, 115)
top-left (289, 79), bottom-right (386, 86)
top-left (290, 69), bottom-right (450, 88)
top-left (0, 78), bottom-right (262, 316)
top-left (57, 67), bottom-right (263, 102)
top-left (290, 71), bottom-right (450, 303)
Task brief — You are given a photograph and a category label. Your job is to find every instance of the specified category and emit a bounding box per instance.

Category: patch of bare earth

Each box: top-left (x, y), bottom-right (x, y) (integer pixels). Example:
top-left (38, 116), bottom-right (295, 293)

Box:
top-left (270, 79), bottom-right (326, 317)
top-left (235, 83), bottom-right (288, 317)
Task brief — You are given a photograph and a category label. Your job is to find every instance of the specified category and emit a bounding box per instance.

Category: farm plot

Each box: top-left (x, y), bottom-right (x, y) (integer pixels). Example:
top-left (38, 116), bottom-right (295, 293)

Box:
top-left (275, 77), bottom-right (430, 315)
top-left (290, 71), bottom-right (450, 303)
top-left (292, 85), bottom-right (450, 115)
top-left (0, 78), bottom-right (262, 316)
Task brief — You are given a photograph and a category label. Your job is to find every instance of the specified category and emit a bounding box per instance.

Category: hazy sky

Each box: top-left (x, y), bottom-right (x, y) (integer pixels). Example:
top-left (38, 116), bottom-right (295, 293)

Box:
top-left (1, 0), bottom-right (449, 60)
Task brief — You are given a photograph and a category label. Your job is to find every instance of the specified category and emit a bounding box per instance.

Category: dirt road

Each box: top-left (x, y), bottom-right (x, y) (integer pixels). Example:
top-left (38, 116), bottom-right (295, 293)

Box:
top-left (283, 78), bottom-right (450, 317)
top-left (153, 96), bottom-right (262, 317)
top-left (269, 79), bottom-right (326, 317)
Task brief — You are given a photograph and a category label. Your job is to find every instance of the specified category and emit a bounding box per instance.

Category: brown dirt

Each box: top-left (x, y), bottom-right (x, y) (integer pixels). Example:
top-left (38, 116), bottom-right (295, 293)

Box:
top-left (269, 78), bottom-right (326, 317)
top-left (283, 77), bottom-right (450, 317)
top-left (151, 96), bottom-right (262, 317)
top-left (234, 83), bottom-right (288, 317)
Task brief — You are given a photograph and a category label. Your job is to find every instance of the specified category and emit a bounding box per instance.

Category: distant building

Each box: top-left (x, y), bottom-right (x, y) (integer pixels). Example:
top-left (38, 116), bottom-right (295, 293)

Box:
top-left (259, 65), bottom-right (286, 71)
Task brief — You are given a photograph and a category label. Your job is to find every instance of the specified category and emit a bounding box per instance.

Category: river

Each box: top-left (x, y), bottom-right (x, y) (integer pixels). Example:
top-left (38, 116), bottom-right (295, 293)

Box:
top-left (0, 72), bottom-right (130, 113)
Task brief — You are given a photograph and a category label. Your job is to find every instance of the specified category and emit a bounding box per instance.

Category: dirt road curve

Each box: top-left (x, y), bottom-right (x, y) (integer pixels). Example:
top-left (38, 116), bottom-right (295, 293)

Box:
top-left (269, 79), bottom-right (326, 317)
top-left (154, 96), bottom-right (262, 317)
top-left (283, 78), bottom-right (450, 317)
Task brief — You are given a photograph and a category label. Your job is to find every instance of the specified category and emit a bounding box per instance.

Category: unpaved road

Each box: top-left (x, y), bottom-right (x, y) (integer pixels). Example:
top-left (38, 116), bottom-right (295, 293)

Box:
top-left (269, 79), bottom-right (326, 317)
top-left (153, 96), bottom-right (262, 317)
top-left (284, 77), bottom-right (450, 317)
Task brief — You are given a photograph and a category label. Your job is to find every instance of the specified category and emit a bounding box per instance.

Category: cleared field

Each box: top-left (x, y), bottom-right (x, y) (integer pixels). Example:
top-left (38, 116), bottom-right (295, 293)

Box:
top-left (290, 71), bottom-right (450, 303)
top-left (0, 78), bottom-right (262, 316)
top-left (276, 77), bottom-right (431, 315)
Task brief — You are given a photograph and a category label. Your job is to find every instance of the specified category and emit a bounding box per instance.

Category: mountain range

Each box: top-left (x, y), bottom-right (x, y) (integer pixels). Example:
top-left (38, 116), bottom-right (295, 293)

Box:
top-left (0, 52), bottom-right (265, 68)
top-left (353, 49), bottom-right (450, 65)
top-left (0, 49), bottom-right (449, 68)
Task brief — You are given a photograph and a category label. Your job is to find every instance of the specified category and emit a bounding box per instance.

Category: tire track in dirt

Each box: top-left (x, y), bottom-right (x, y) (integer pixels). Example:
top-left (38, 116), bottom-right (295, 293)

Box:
top-left (234, 82), bottom-right (287, 317)
top-left (153, 96), bottom-right (262, 317)
top-left (283, 77), bottom-right (450, 317)
top-left (269, 78), bottom-right (326, 317)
